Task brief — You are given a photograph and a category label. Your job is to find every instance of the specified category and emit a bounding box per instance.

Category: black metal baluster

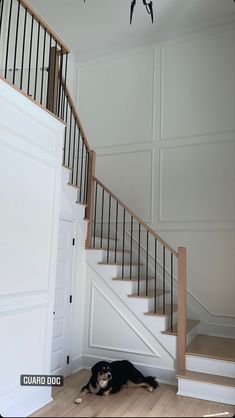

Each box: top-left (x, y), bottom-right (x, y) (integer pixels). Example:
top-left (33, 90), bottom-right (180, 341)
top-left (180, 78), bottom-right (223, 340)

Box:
top-left (163, 245), bottom-right (166, 315)
top-left (107, 195), bottom-right (111, 263)
top-left (114, 202), bottom-right (118, 263)
top-left (40, 28), bottom-right (46, 105)
top-left (154, 238), bottom-right (157, 313)
top-left (62, 53), bottom-right (68, 120)
top-left (34, 21), bottom-right (41, 100)
top-left (71, 118), bottom-right (77, 185)
top-left (171, 253), bottom-right (173, 332)
top-left (75, 128), bottom-right (81, 187)
top-left (79, 143), bottom-right (84, 202)
top-left (4, 0), bottom-right (13, 78)
top-left (84, 148), bottom-right (89, 205)
top-left (52, 40), bottom-right (57, 113)
top-left (146, 231), bottom-right (149, 296)
top-left (138, 224), bottom-right (141, 295)
top-left (57, 48), bottom-right (63, 117)
top-left (20, 6), bottom-right (27, 90)
top-left (93, 181), bottom-right (98, 248)
top-left (130, 216), bottom-right (133, 279)
top-left (27, 14), bottom-right (34, 95)
top-left (0, 0), bottom-right (5, 41)
top-left (100, 188), bottom-right (104, 248)
top-left (68, 105), bottom-right (72, 167)
top-left (122, 209), bottom-right (126, 278)
top-left (63, 96), bottom-right (69, 165)
top-left (12, 0), bottom-right (20, 85)
top-left (46, 35), bottom-right (52, 107)
top-left (83, 150), bottom-right (88, 204)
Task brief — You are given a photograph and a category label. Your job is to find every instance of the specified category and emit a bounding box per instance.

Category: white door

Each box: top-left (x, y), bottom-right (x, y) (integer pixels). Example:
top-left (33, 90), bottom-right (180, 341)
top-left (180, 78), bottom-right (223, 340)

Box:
top-left (51, 219), bottom-right (74, 377)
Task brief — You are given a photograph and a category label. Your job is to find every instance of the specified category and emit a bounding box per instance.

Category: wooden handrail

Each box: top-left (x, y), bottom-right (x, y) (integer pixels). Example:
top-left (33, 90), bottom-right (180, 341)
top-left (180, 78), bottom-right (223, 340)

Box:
top-left (61, 80), bottom-right (91, 152)
top-left (18, 0), bottom-right (70, 53)
top-left (94, 176), bottom-right (178, 257)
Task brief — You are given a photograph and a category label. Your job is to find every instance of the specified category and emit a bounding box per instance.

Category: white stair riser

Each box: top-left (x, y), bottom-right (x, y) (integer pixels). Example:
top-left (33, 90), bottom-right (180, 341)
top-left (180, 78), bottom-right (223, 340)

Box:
top-left (177, 378), bottom-right (235, 405)
top-left (115, 264), bottom-right (145, 277)
top-left (92, 237), bottom-right (122, 250)
top-left (186, 355), bottom-right (235, 378)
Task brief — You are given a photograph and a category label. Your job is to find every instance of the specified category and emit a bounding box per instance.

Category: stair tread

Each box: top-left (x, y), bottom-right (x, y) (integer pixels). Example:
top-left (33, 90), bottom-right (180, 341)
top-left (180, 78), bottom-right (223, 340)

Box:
top-left (98, 262), bottom-right (143, 266)
top-left (76, 201), bottom-right (87, 207)
top-left (113, 276), bottom-right (155, 282)
top-left (162, 319), bottom-right (200, 336)
top-left (128, 290), bottom-right (169, 299)
top-left (186, 334), bottom-right (235, 363)
top-left (144, 304), bottom-right (178, 317)
top-left (89, 248), bottom-right (130, 253)
top-left (177, 370), bottom-right (235, 387)
top-left (62, 164), bottom-right (72, 170)
top-left (68, 182), bottom-right (80, 189)
top-left (94, 232), bottom-right (118, 240)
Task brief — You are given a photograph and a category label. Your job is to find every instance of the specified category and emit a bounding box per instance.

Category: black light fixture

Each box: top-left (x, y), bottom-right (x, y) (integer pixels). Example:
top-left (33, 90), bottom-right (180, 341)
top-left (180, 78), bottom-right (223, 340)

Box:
top-left (83, 0), bottom-right (154, 25)
top-left (130, 0), bottom-right (154, 24)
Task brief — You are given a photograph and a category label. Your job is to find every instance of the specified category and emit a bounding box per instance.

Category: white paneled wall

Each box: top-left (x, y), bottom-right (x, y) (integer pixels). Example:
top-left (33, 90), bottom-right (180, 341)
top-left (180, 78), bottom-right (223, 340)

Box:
top-left (0, 79), bottom-right (64, 417)
top-left (77, 27), bottom-right (235, 330)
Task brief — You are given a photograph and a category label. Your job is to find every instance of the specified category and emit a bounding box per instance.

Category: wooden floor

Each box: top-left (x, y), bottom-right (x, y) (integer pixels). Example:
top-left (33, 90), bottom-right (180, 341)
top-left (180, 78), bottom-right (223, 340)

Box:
top-left (31, 370), bottom-right (235, 417)
top-left (186, 335), bottom-right (235, 362)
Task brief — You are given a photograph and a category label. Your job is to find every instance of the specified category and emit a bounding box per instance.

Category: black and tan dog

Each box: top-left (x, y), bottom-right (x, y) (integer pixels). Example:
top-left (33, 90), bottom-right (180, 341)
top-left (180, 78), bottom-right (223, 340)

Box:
top-left (75, 360), bottom-right (158, 404)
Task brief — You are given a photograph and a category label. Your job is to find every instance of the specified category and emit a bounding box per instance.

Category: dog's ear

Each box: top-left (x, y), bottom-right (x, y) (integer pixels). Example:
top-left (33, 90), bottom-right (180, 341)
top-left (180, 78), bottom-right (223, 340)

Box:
top-left (90, 362), bottom-right (101, 387)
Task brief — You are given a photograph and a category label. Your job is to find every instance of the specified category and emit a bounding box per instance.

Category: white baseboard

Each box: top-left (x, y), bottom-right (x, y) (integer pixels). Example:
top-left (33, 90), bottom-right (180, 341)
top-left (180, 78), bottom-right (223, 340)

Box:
top-left (70, 355), bottom-right (83, 375)
top-left (1, 387), bottom-right (52, 418)
top-left (82, 354), bottom-right (177, 386)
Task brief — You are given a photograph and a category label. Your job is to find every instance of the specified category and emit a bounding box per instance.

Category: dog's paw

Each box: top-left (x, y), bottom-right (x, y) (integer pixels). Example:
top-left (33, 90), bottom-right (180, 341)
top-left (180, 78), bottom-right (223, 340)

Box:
top-left (74, 397), bottom-right (82, 404)
top-left (148, 386), bottom-right (153, 393)
top-left (121, 384), bottom-right (128, 390)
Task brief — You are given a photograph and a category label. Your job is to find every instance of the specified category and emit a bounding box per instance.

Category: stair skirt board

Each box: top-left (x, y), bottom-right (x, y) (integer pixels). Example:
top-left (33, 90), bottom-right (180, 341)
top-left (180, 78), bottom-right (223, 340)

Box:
top-left (177, 377), bottom-right (235, 405)
top-left (186, 355), bottom-right (235, 378)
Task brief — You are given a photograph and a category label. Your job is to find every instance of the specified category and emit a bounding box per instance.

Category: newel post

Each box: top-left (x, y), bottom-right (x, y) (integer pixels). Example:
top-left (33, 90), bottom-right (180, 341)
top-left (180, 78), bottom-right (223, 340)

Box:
top-left (177, 247), bottom-right (187, 372)
top-left (85, 150), bottom-right (96, 249)
top-left (47, 46), bottom-right (59, 114)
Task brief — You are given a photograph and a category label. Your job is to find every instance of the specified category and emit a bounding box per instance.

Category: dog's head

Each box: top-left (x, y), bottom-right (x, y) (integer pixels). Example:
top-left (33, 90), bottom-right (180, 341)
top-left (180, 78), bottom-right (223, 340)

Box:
top-left (91, 361), bottom-right (112, 389)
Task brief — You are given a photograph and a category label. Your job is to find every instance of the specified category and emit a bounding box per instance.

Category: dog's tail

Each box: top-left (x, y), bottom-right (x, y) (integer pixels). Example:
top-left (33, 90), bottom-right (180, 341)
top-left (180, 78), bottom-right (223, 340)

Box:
top-left (145, 376), bottom-right (159, 389)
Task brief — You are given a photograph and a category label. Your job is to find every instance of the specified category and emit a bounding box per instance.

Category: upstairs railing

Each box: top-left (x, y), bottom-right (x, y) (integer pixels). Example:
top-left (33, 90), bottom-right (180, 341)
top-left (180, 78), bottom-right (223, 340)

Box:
top-left (0, 0), bottom-right (69, 117)
top-left (0, 0), bottom-right (187, 374)
top-left (0, 0), bottom-right (90, 205)
top-left (61, 80), bottom-right (91, 205)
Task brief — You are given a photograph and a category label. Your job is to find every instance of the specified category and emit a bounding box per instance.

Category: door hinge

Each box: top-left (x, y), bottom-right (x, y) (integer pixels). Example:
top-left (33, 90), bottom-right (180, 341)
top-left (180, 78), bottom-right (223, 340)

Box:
top-left (67, 355), bottom-right (70, 365)
top-left (69, 295), bottom-right (73, 304)
top-left (72, 238), bottom-right (75, 246)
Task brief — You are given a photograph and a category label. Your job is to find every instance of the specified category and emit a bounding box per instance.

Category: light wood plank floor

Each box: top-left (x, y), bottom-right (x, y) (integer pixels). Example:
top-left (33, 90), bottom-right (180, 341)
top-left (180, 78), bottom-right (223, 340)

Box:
top-left (31, 370), bottom-right (235, 417)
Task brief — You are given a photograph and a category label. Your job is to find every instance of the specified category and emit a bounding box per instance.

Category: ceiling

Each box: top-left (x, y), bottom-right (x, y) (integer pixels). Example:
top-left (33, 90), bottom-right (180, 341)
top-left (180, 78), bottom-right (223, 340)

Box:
top-left (29, 0), bottom-right (235, 61)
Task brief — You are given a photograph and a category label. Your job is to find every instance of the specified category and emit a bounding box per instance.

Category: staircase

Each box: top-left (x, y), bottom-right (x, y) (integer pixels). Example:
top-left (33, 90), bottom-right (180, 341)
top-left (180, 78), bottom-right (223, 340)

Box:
top-left (1, 0), bottom-right (234, 408)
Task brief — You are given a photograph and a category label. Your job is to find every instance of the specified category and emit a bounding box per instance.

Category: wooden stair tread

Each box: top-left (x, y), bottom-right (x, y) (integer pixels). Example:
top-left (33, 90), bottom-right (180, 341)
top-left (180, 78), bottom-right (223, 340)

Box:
top-left (98, 262), bottom-right (143, 266)
top-left (129, 290), bottom-right (170, 299)
top-left (94, 232), bottom-right (117, 240)
top-left (177, 370), bottom-right (235, 387)
top-left (76, 201), bottom-right (87, 207)
top-left (68, 182), bottom-right (80, 190)
top-left (89, 248), bottom-right (130, 253)
top-left (162, 319), bottom-right (200, 336)
top-left (186, 334), bottom-right (235, 363)
top-left (144, 304), bottom-right (178, 317)
top-left (62, 164), bottom-right (72, 170)
top-left (113, 276), bottom-right (155, 282)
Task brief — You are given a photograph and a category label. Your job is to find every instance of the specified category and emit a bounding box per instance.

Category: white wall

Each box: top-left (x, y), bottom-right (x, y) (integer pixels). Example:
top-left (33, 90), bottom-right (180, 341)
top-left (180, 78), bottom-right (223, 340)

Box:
top-left (0, 79), bottom-right (64, 417)
top-left (59, 167), bottom-right (88, 376)
top-left (77, 27), bottom-right (235, 326)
